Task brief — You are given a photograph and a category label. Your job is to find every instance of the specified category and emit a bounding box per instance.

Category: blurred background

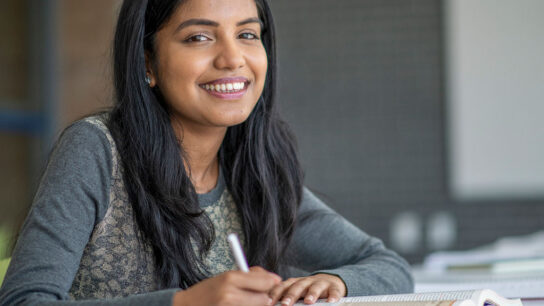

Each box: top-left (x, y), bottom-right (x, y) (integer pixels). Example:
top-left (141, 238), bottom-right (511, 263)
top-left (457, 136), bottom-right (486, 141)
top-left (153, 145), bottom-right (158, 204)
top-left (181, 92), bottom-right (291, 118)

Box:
top-left (1, 0), bottom-right (543, 264)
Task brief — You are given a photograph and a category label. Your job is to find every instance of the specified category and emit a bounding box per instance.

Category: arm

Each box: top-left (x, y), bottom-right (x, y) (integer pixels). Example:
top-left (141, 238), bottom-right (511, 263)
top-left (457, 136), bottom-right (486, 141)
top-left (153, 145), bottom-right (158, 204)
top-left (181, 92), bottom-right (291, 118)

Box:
top-left (282, 188), bottom-right (414, 297)
top-left (0, 120), bottom-right (178, 306)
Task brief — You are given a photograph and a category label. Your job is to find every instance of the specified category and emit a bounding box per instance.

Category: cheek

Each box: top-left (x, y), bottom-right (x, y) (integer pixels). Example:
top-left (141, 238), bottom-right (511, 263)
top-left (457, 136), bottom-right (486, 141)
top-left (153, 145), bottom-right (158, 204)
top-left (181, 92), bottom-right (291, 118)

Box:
top-left (158, 45), bottom-right (209, 87)
top-left (157, 53), bottom-right (210, 112)
top-left (257, 49), bottom-right (268, 79)
top-left (160, 57), bottom-right (198, 85)
top-left (250, 48), bottom-right (269, 91)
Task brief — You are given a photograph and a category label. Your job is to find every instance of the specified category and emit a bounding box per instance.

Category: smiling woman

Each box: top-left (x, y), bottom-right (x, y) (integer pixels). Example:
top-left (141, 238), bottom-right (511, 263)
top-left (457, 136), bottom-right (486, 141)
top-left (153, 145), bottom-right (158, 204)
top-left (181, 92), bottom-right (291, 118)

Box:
top-left (146, 0), bottom-right (268, 132)
top-left (0, 0), bottom-right (413, 306)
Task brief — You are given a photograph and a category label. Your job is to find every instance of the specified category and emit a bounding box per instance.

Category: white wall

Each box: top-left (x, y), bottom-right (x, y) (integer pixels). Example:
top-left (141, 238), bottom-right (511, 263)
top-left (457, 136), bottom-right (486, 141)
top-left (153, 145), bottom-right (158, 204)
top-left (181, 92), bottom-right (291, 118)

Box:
top-left (446, 0), bottom-right (544, 200)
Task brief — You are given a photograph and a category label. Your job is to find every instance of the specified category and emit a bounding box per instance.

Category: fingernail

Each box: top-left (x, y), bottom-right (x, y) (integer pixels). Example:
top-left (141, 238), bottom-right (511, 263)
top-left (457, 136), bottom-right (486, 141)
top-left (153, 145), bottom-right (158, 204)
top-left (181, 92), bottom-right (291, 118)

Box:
top-left (305, 295), bottom-right (315, 303)
top-left (327, 297), bottom-right (339, 303)
top-left (266, 298), bottom-right (273, 306)
top-left (281, 298), bottom-right (291, 305)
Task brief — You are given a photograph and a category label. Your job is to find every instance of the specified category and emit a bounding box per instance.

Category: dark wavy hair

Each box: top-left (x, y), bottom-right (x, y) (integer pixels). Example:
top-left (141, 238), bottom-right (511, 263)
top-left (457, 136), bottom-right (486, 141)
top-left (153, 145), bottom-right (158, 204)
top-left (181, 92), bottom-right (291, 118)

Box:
top-left (108, 0), bottom-right (304, 289)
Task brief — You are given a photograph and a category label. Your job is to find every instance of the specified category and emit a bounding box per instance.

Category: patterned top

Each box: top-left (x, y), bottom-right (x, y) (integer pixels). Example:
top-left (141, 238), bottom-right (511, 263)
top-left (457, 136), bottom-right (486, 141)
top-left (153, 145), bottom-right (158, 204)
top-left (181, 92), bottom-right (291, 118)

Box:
top-left (68, 116), bottom-right (244, 300)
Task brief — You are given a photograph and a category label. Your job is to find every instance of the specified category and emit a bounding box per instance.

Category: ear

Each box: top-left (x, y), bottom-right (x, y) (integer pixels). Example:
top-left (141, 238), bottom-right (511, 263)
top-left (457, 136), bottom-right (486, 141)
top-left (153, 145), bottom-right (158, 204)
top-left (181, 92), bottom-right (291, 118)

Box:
top-left (145, 51), bottom-right (157, 87)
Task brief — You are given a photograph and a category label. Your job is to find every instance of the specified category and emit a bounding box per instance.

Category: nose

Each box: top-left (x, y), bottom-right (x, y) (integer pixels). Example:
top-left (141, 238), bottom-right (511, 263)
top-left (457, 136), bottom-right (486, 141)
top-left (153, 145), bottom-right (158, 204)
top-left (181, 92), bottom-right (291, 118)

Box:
top-left (213, 38), bottom-right (245, 71)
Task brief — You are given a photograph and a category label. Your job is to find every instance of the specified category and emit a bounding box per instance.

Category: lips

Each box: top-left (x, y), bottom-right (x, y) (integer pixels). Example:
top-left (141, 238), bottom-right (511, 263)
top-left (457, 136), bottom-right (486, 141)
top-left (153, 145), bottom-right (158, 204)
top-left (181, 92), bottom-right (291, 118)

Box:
top-left (199, 77), bottom-right (250, 99)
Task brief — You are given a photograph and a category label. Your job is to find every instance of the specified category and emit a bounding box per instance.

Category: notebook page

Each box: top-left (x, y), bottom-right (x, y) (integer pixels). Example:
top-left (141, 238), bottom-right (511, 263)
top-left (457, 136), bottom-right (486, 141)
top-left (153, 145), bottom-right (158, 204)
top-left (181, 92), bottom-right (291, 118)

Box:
top-left (336, 290), bottom-right (477, 302)
top-left (341, 302), bottom-right (464, 306)
top-left (293, 291), bottom-right (480, 305)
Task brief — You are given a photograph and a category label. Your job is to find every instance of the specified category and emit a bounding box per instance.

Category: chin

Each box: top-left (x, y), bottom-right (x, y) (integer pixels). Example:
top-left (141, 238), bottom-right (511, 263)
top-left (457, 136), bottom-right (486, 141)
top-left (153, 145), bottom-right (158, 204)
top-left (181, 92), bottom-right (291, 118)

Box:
top-left (213, 108), bottom-right (255, 127)
top-left (222, 115), bottom-right (252, 127)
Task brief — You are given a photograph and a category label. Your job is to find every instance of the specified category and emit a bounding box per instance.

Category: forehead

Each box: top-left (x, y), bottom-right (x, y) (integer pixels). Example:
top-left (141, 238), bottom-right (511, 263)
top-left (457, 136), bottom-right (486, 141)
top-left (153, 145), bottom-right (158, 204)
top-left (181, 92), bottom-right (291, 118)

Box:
top-left (174, 0), bottom-right (259, 22)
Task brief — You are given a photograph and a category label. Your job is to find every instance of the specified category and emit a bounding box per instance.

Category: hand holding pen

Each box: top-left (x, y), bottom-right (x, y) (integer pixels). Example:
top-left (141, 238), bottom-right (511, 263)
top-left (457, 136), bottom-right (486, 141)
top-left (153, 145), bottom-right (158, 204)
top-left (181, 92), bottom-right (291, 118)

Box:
top-left (228, 233), bottom-right (346, 306)
top-left (172, 233), bottom-right (281, 306)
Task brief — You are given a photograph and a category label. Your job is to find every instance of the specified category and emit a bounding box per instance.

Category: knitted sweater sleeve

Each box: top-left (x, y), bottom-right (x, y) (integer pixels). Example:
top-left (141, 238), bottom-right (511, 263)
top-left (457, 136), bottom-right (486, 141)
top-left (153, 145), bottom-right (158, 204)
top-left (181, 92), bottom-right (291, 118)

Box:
top-left (0, 120), bottom-right (178, 306)
top-left (284, 188), bottom-right (414, 296)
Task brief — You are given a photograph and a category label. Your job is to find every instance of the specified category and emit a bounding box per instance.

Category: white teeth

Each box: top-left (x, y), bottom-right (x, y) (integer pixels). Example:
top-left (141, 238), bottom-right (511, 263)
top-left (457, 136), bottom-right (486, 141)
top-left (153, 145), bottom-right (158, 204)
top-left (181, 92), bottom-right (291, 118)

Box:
top-left (203, 82), bottom-right (247, 93)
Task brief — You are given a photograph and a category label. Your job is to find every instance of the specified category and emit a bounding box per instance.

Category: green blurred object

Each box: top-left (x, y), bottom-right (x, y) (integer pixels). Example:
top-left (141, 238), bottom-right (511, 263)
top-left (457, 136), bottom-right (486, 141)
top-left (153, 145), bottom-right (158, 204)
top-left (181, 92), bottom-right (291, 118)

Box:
top-left (0, 257), bottom-right (10, 285)
top-left (0, 227), bottom-right (12, 285)
top-left (0, 227), bottom-right (11, 259)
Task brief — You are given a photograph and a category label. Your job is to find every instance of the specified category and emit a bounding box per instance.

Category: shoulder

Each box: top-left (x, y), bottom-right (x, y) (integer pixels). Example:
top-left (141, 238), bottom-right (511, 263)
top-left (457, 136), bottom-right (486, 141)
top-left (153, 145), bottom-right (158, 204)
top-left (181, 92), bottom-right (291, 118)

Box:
top-left (58, 112), bottom-right (113, 149)
top-left (52, 112), bottom-right (116, 169)
top-left (299, 187), bottom-right (335, 214)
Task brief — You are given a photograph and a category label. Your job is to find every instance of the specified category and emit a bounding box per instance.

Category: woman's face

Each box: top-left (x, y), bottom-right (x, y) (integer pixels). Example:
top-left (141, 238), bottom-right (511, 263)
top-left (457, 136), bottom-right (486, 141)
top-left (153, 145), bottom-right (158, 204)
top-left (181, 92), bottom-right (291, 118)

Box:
top-left (149, 0), bottom-right (268, 130)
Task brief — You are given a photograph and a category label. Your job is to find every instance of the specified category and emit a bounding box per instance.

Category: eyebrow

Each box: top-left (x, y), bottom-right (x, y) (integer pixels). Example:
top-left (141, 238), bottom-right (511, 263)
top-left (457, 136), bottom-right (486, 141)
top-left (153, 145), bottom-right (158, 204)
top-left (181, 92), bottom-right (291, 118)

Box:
top-left (175, 17), bottom-right (263, 33)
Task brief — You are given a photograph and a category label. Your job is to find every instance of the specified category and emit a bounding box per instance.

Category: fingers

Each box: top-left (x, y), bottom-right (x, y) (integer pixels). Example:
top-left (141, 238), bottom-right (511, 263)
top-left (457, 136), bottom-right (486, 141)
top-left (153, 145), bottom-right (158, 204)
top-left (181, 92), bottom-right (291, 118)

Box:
top-left (269, 274), bottom-right (347, 306)
top-left (269, 277), bottom-right (299, 305)
top-left (275, 278), bottom-right (313, 306)
top-left (326, 286), bottom-right (343, 303)
top-left (230, 289), bottom-right (274, 306)
top-left (223, 267), bottom-right (281, 293)
top-left (249, 266), bottom-right (268, 273)
top-left (303, 280), bottom-right (330, 304)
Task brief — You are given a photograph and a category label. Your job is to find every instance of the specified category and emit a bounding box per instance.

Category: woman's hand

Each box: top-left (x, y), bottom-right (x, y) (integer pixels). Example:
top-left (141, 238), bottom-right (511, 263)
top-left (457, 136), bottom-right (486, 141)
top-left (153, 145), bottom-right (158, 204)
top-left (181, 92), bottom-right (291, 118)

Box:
top-left (173, 266), bottom-right (281, 306)
top-left (269, 274), bottom-right (347, 306)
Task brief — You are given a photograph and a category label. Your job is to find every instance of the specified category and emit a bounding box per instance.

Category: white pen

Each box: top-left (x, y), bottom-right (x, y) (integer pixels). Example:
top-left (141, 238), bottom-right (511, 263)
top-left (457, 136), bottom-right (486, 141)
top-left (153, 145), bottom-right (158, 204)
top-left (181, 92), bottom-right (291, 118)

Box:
top-left (227, 233), bottom-right (249, 272)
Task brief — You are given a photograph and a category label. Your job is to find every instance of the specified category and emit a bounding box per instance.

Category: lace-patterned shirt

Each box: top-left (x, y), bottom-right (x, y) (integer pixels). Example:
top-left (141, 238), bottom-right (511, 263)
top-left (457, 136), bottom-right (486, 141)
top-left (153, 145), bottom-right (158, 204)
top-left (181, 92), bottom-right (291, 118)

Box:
top-left (68, 116), bottom-right (245, 299)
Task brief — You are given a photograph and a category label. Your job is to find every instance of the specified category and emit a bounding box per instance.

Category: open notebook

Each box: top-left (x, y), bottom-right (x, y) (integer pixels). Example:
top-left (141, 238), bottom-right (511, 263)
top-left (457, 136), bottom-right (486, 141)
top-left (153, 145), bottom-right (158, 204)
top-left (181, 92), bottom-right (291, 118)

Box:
top-left (293, 289), bottom-right (522, 306)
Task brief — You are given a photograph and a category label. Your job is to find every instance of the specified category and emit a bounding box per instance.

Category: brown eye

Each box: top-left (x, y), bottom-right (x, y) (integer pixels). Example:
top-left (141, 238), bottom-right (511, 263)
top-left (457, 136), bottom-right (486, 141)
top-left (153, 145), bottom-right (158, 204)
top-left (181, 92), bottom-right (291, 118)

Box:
top-left (185, 34), bottom-right (210, 43)
top-left (239, 32), bottom-right (259, 40)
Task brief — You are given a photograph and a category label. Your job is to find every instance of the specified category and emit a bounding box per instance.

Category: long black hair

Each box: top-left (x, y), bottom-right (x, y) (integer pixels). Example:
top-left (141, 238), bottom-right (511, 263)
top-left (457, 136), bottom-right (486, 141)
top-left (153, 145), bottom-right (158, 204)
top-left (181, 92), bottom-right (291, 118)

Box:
top-left (108, 0), bottom-right (304, 289)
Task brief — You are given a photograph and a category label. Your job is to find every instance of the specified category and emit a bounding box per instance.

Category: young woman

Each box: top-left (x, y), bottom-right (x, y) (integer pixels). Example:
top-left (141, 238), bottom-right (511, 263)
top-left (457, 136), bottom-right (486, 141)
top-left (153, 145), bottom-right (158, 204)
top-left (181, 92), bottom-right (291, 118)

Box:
top-left (0, 0), bottom-right (413, 305)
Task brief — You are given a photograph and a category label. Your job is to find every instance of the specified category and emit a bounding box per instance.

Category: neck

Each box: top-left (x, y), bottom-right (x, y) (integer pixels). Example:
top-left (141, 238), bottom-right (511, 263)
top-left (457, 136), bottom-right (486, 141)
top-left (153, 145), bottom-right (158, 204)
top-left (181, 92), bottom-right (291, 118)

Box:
top-left (172, 119), bottom-right (227, 194)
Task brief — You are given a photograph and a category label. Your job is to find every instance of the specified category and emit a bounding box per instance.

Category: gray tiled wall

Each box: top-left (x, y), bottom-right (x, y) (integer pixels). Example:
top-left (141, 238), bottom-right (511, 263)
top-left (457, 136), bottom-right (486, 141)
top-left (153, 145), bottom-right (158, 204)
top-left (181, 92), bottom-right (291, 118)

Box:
top-left (271, 0), bottom-right (544, 263)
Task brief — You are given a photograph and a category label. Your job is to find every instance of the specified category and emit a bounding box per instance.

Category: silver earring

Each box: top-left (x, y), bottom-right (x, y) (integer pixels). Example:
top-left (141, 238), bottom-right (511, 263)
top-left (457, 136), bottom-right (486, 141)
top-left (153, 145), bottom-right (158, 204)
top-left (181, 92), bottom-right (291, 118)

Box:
top-left (145, 75), bottom-right (151, 85)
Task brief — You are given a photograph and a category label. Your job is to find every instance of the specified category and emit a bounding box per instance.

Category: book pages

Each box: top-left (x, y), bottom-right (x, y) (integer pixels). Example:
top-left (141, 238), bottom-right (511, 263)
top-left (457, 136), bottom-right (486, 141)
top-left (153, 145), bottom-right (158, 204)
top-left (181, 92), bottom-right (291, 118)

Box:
top-left (341, 302), bottom-right (462, 306)
top-left (293, 289), bottom-right (521, 306)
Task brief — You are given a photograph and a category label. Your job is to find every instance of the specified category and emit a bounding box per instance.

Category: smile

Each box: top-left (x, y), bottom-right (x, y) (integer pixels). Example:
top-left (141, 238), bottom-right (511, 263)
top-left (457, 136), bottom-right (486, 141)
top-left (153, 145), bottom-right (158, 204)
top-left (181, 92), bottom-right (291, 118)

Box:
top-left (199, 77), bottom-right (250, 99)
top-left (201, 81), bottom-right (248, 93)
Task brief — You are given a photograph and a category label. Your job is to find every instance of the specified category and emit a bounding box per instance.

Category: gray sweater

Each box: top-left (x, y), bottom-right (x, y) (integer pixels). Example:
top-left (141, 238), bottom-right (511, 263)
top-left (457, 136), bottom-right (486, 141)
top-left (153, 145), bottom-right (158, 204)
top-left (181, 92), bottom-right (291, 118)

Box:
top-left (0, 116), bottom-right (413, 305)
